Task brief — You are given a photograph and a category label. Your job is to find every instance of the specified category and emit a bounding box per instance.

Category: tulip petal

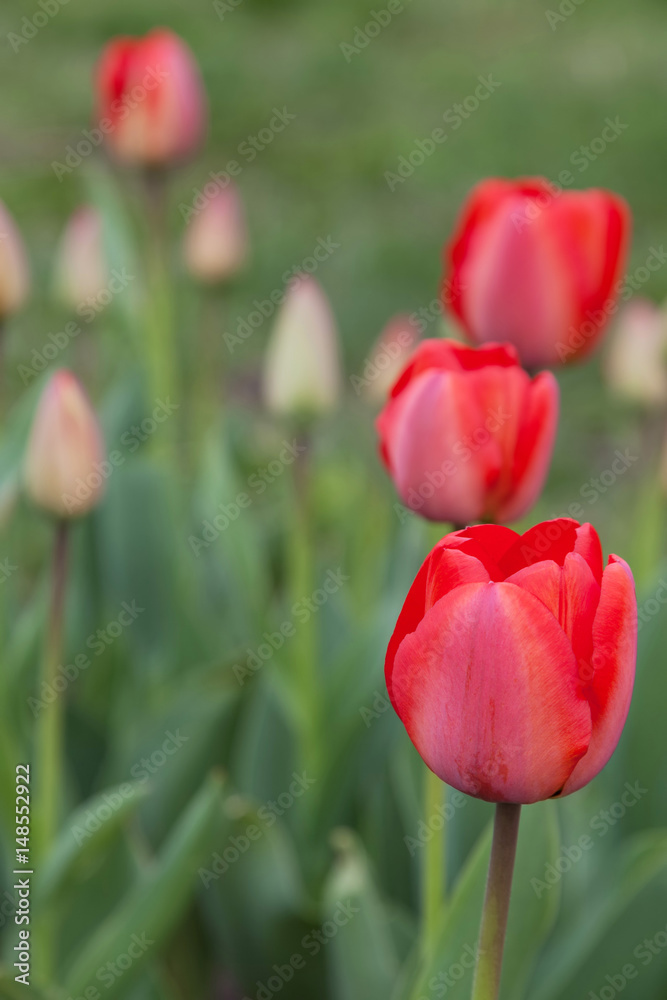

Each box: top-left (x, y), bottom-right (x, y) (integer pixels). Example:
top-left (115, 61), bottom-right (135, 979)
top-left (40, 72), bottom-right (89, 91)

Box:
top-left (561, 556), bottom-right (637, 795)
top-left (391, 581), bottom-right (592, 803)
top-left (499, 518), bottom-right (580, 577)
top-left (573, 522), bottom-right (604, 584)
top-left (496, 371), bottom-right (559, 524)
top-left (385, 548), bottom-right (489, 706)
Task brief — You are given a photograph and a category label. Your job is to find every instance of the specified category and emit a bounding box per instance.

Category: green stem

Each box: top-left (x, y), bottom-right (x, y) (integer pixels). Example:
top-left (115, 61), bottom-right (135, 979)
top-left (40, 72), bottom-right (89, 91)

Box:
top-left (470, 803), bottom-right (522, 1000)
top-left (423, 769), bottom-right (446, 952)
top-left (33, 518), bottom-right (69, 982)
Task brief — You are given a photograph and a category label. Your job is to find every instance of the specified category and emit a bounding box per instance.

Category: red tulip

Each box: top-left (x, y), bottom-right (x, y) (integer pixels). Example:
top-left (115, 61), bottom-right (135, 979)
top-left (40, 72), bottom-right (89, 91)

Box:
top-left (442, 178), bottom-right (630, 368)
top-left (376, 339), bottom-right (558, 525)
top-left (95, 28), bottom-right (206, 167)
top-left (386, 520), bottom-right (636, 803)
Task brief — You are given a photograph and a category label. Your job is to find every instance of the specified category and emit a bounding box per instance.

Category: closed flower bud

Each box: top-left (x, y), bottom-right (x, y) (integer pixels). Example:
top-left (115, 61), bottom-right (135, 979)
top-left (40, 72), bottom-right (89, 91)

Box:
top-left (183, 184), bottom-right (248, 284)
top-left (387, 520), bottom-right (637, 803)
top-left (0, 200), bottom-right (30, 321)
top-left (24, 371), bottom-right (106, 519)
top-left (360, 315), bottom-right (420, 404)
top-left (443, 177), bottom-right (630, 368)
top-left (54, 206), bottom-right (109, 311)
top-left (377, 339), bottom-right (558, 525)
top-left (95, 28), bottom-right (206, 167)
top-left (263, 276), bottom-right (341, 416)
top-left (605, 299), bottom-right (667, 407)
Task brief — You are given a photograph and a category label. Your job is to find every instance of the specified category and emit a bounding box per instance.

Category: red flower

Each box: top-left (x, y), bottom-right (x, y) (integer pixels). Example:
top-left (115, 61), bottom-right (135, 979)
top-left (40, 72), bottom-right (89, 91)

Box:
top-left (376, 339), bottom-right (558, 525)
top-left (95, 28), bottom-right (206, 166)
top-left (442, 178), bottom-right (630, 368)
top-left (386, 520), bottom-right (637, 803)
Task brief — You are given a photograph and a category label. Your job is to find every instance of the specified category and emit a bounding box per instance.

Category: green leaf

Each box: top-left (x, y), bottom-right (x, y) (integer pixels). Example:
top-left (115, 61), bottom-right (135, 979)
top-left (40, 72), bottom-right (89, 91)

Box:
top-left (35, 781), bottom-right (151, 904)
top-left (323, 828), bottom-right (400, 1000)
top-left (63, 772), bottom-right (224, 999)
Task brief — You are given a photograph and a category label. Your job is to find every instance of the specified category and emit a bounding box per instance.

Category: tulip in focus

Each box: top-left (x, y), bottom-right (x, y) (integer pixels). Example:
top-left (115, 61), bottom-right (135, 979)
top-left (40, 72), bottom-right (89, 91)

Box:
top-left (183, 184), bottom-right (248, 284)
top-left (605, 299), bottom-right (667, 407)
top-left (376, 339), bottom-right (558, 524)
top-left (0, 200), bottom-right (30, 322)
top-left (24, 371), bottom-right (106, 519)
top-left (443, 177), bottom-right (630, 368)
top-left (355, 314), bottom-right (420, 403)
top-left (263, 276), bottom-right (341, 416)
top-left (95, 28), bottom-right (206, 166)
top-left (54, 206), bottom-right (109, 311)
top-left (386, 520), bottom-right (636, 803)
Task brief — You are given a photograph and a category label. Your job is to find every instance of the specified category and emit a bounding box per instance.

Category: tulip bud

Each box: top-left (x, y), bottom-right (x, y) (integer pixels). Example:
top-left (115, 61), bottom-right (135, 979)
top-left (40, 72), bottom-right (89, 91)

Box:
top-left (443, 177), bottom-right (630, 368)
top-left (183, 184), bottom-right (248, 284)
top-left (359, 315), bottom-right (420, 404)
top-left (54, 207), bottom-right (109, 311)
top-left (263, 276), bottom-right (341, 416)
top-left (387, 520), bottom-right (637, 803)
top-left (95, 28), bottom-right (206, 167)
top-left (0, 200), bottom-right (30, 322)
top-left (24, 371), bottom-right (106, 519)
top-left (377, 339), bottom-right (558, 525)
top-left (605, 299), bottom-right (667, 407)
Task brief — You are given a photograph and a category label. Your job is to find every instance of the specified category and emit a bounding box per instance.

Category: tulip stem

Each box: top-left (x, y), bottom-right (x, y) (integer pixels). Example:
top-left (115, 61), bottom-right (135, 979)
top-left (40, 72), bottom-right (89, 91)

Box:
top-left (470, 803), bottom-right (521, 1000)
top-left (423, 769), bottom-right (446, 952)
top-left (33, 518), bottom-right (69, 982)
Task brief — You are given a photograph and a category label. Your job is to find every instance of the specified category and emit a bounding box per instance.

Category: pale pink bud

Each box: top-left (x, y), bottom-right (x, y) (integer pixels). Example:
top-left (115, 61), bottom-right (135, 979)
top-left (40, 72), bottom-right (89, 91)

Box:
top-left (182, 184), bottom-right (248, 284)
top-left (24, 371), bottom-right (106, 519)
top-left (605, 299), bottom-right (667, 407)
top-left (0, 201), bottom-right (30, 321)
top-left (360, 315), bottom-right (420, 404)
top-left (54, 207), bottom-right (109, 311)
top-left (262, 276), bottom-right (341, 416)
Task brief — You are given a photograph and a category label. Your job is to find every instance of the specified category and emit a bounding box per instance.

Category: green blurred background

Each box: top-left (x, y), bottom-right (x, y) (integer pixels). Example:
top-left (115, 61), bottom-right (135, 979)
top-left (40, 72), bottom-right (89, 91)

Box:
top-left (1, 0), bottom-right (667, 998)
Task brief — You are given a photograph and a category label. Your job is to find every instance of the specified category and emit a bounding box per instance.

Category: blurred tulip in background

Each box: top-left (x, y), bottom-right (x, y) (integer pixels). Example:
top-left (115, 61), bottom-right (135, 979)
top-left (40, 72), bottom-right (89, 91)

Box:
top-left (605, 298), bottom-right (667, 407)
top-left (53, 206), bottom-right (109, 311)
top-left (0, 199), bottom-right (30, 322)
top-left (183, 183), bottom-right (248, 284)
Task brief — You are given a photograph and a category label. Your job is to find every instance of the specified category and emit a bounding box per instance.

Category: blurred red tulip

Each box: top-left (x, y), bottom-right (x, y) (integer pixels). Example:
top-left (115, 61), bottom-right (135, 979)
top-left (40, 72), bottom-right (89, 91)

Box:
top-left (0, 200), bottom-right (30, 322)
top-left (24, 370), bottom-right (106, 519)
top-left (386, 520), bottom-right (636, 803)
top-left (442, 178), bottom-right (630, 368)
top-left (376, 339), bottom-right (558, 524)
top-left (95, 28), bottom-right (206, 167)
top-left (183, 184), bottom-right (248, 284)
top-left (54, 206), bottom-right (108, 310)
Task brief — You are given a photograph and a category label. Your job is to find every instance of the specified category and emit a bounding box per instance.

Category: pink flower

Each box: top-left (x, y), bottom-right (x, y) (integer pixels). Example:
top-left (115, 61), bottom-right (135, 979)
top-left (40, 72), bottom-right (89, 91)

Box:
top-left (442, 178), bottom-right (630, 367)
top-left (183, 184), bottom-right (248, 284)
top-left (376, 339), bottom-right (558, 524)
top-left (95, 28), bottom-right (206, 166)
top-left (386, 520), bottom-right (637, 803)
top-left (0, 200), bottom-right (30, 321)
